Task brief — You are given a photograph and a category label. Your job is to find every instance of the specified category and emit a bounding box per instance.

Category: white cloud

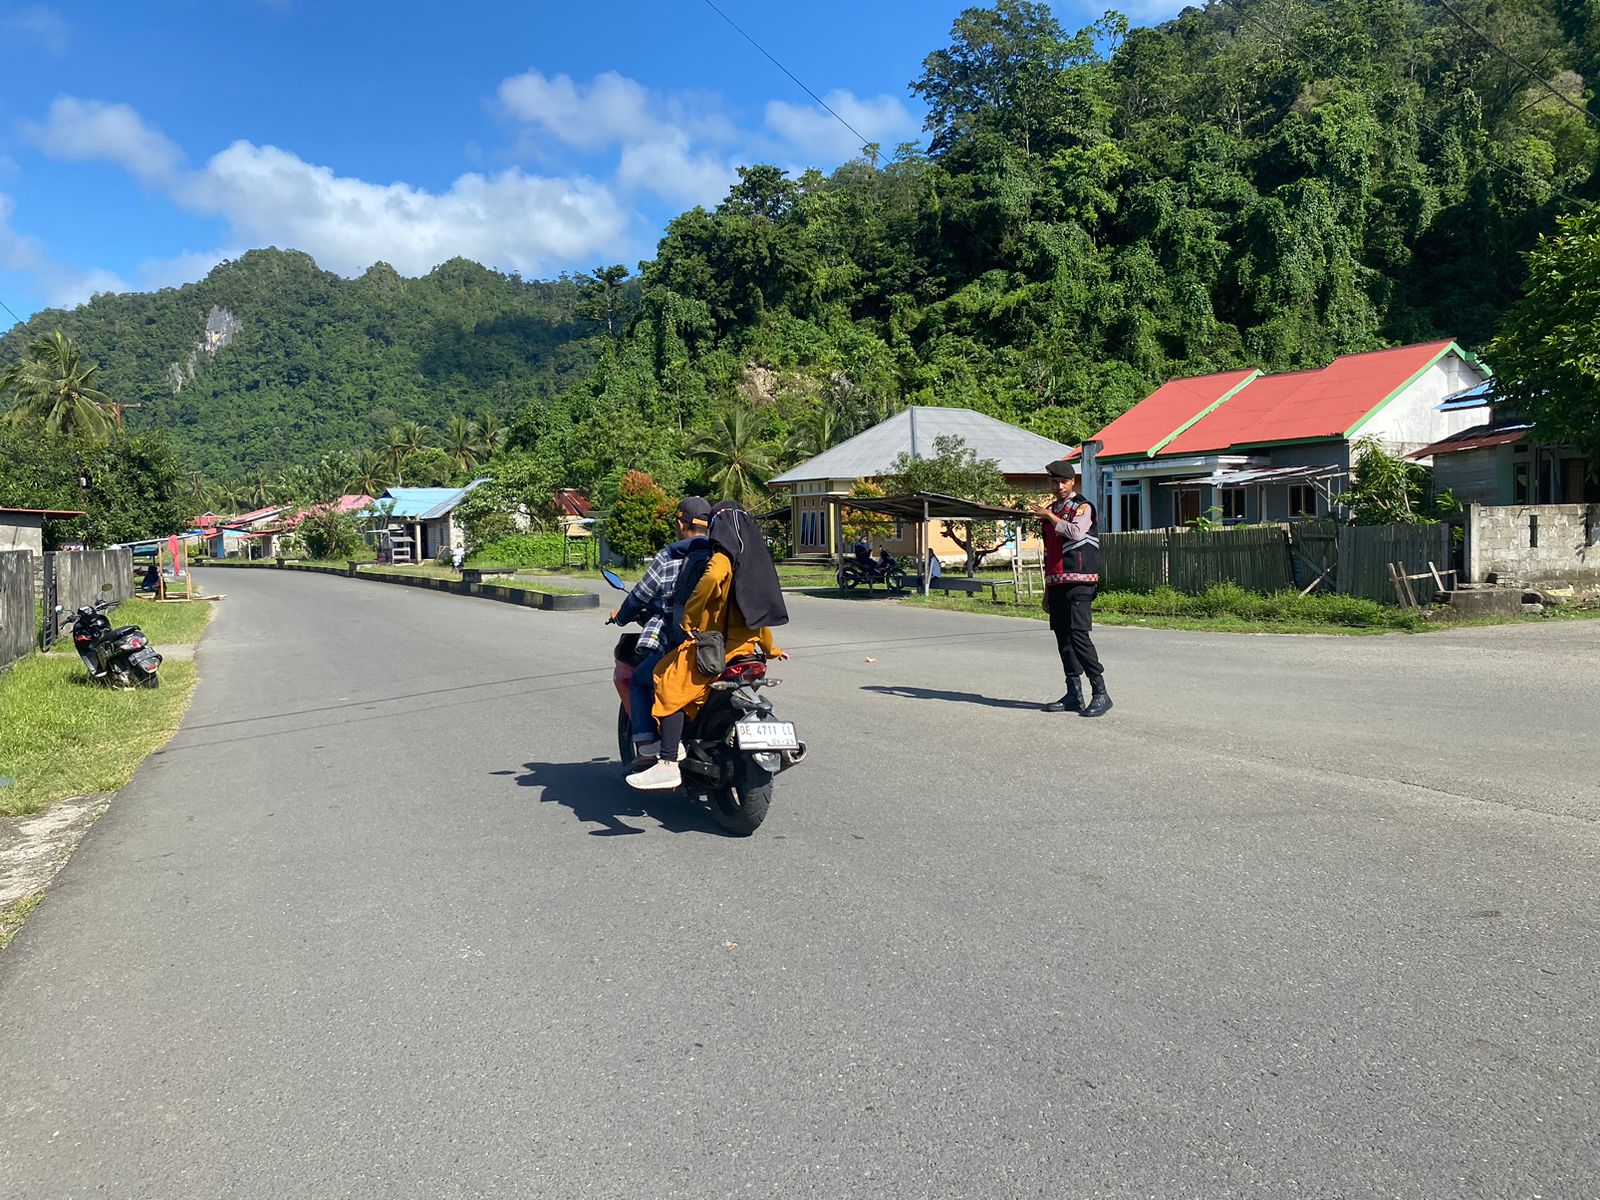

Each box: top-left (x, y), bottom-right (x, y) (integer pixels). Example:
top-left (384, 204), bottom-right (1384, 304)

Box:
top-left (137, 247), bottom-right (240, 292)
top-left (22, 97), bottom-right (184, 185)
top-left (0, 191), bottom-right (128, 308)
top-left (1, 6), bottom-right (68, 55)
top-left (497, 70), bottom-right (657, 149)
top-left (617, 133), bottom-right (738, 209)
top-left (764, 90), bottom-right (921, 165)
top-left (178, 142), bottom-right (628, 277)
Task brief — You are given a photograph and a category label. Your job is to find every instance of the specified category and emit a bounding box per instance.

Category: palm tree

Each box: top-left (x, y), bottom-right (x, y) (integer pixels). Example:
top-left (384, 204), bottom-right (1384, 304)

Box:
top-left (784, 403), bottom-right (843, 466)
top-left (689, 404), bottom-right (775, 509)
top-left (186, 470), bottom-right (209, 507)
top-left (354, 448), bottom-right (389, 497)
top-left (444, 416), bottom-right (479, 474)
top-left (472, 411), bottom-right (508, 460)
top-left (0, 330), bottom-right (115, 439)
top-left (245, 474), bottom-right (273, 508)
top-left (396, 420), bottom-right (431, 457)
top-left (312, 453), bottom-right (355, 501)
top-left (381, 426), bottom-right (410, 481)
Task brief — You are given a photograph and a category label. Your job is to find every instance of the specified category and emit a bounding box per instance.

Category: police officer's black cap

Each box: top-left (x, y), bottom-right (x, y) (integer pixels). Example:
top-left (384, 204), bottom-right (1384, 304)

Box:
top-left (1045, 460), bottom-right (1078, 479)
top-left (676, 496), bottom-right (712, 525)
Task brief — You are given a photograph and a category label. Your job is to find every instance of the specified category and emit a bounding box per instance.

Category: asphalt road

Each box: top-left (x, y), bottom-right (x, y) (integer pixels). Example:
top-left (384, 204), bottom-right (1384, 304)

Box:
top-left (2, 568), bottom-right (1597, 1199)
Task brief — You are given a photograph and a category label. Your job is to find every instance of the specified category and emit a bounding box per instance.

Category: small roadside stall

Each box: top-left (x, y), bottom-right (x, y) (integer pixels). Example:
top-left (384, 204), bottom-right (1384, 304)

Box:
top-left (823, 491), bottom-right (1038, 597)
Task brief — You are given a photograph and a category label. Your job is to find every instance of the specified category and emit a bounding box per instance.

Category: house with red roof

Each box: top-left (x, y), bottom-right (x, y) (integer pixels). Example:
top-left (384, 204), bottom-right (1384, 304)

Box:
top-left (1080, 341), bottom-right (1491, 531)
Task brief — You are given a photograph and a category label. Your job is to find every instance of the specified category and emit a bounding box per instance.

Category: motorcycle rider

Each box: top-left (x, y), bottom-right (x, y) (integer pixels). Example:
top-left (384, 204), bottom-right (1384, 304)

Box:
top-left (610, 496), bottom-right (712, 766)
top-left (627, 503), bottom-right (788, 792)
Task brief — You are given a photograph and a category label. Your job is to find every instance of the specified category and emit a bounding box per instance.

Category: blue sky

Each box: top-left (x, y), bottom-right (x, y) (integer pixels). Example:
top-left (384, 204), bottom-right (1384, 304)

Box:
top-left (0, 0), bottom-right (1185, 319)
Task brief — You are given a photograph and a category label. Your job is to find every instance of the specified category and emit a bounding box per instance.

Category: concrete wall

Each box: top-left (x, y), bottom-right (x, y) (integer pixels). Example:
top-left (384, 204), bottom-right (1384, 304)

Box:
top-left (0, 549), bottom-right (35, 670)
top-left (54, 548), bottom-right (134, 614)
top-left (1, 514), bottom-right (46, 557)
top-left (1467, 503), bottom-right (1600, 586)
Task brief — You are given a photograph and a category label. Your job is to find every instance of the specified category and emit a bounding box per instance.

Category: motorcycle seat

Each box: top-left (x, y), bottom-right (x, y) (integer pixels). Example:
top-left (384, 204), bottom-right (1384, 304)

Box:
top-left (110, 625), bottom-right (140, 638)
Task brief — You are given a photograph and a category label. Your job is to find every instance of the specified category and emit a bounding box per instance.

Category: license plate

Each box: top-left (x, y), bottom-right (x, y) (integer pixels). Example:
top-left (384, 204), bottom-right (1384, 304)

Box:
top-left (736, 720), bottom-right (798, 751)
top-left (131, 650), bottom-right (158, 669)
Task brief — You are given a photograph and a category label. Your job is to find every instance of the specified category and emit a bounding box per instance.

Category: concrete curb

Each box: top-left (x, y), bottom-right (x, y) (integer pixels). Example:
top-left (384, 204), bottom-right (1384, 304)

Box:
top-left (202, 561), bottom-right (599, 612)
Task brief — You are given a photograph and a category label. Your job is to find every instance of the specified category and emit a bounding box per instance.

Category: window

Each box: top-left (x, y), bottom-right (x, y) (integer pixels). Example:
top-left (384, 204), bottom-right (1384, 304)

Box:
top-left (1119, 489), bottom-right (1142, 531)
top-left (1288, 484), bottom-right (1317, 517)
top-left (1220, 488), bottom-right (1246, 522)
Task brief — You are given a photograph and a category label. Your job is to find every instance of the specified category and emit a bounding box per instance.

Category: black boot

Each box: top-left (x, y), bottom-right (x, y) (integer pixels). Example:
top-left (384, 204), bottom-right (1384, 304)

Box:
top-left (1042, 677), bottom-right (1083, 713)
top-left (1081, 674), bottom-right (1112, 718)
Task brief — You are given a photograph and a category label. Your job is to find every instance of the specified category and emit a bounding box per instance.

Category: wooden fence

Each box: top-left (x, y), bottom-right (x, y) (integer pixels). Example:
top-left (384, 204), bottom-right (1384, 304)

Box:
top-left (0, 550), bottom-right (35, 672)
top-left (1097, 522), bottom-right (1452, 604)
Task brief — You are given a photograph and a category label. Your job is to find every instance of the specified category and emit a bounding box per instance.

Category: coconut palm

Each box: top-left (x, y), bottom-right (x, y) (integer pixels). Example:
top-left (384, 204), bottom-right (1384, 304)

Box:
top-left (311, 453), bottom-right (356, 502)
top-left (0, 330), bottom-right (115, 439)
top-left (354, 448), bottom-right (389, 497)
top-left (381, 426), bottom-right (411, 480)
top-left (396, 420), bottom-right (431, 457)
top-left (472, 411), bottom-right (508, 460)
top-left (784, 403), bottom-right (843, 466)
top-left (444, 416), bottom-right (480, 474)
top-left (688, 403), bottom-right (775, 509)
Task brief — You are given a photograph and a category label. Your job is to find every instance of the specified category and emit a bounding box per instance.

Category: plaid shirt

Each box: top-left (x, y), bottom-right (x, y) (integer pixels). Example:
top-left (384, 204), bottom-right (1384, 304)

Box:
top-left (616, 546), bottom-right (687, 654)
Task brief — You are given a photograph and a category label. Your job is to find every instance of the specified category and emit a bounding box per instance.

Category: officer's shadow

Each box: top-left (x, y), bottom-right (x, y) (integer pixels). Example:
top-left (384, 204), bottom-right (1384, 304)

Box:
top-left (497, 758), bottom-right (726, 837)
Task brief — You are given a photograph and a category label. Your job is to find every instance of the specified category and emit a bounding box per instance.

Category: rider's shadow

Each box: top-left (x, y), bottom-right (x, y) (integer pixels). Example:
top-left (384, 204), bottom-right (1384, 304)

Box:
top-left (499, 758), bottom-right (726, 837)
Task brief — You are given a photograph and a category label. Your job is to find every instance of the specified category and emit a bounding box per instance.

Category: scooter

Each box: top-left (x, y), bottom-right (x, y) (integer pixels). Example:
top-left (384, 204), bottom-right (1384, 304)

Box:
top-left (60, 591), bottom-right (162, 689)
top-left (604, 568), bottom-right (804, 836)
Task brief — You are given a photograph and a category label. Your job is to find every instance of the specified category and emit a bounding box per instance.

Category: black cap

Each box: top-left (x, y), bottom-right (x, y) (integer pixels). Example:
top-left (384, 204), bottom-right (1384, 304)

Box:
top-left (676, 496), bottom-right (712, 526)
top-left (1046, 459), bottom-right (1078, 479)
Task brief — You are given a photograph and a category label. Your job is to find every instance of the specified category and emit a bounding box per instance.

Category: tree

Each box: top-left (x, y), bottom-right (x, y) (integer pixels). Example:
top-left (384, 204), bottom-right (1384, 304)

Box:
top-left (841, 479), bottom-right (896, 543)
top-left (605, 470), bottom-right (674, 561)
top-left (1337, 437), bottom-right (1456, 524)
top-left (575, 265), bottom-right (631, 337)
top-left (1489, 208), bottom-right (1600, 471)
top-left (354, 449), bottom-right (389, 496)
top-left (445, 415), bottom-right (480, 474)
top-left (472, 411), bottom-right (508, 460)
top-left (886, 434), bottom-right (1010, 574)
top-left (784, 403), bottom-right (844, 465)
top-left (1, 330), bottom-right (115, 439)
top-left (689, 403), bottom-right (775, 508)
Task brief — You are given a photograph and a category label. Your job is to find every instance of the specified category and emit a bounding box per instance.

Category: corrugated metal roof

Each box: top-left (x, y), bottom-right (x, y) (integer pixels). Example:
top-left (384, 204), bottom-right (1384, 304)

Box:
top-left (1160, 341), bottom-right (1460, 456)
top-left (770, 407), bottom-right (1074, 485)
top-left (1092, 369), bottom-right (1258, 460)
top-left (381, 480), bottom-right (488, 520)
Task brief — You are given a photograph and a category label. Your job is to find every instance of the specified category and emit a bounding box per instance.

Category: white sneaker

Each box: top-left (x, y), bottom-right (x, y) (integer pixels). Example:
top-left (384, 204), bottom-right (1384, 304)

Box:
top-left (626, 760), bottom-right (682, 791)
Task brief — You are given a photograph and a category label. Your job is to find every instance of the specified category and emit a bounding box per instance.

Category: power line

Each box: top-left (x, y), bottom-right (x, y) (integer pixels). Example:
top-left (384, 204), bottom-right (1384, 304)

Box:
top-left (0, 293), bottom-right (25, 328)
top-left (699, 0), bottom-right (879, 165)
top-left (1434, 0), bottom-right (1600, 130)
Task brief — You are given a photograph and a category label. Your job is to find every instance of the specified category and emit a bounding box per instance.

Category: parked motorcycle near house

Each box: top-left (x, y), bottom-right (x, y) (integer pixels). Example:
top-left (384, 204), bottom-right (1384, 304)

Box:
top-left (60, 591), bottom-right (162, 689)
top-left (604, 569), bottom-right (804, 836)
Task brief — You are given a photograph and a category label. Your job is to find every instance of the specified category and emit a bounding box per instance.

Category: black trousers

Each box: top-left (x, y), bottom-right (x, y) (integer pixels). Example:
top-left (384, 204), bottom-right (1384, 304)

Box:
top-left (1046, 583), bottom-right (1102, 681)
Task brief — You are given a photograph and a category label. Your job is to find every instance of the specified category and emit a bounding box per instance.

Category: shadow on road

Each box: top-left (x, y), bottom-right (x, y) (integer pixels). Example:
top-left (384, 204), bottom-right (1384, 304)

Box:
top-left (500, 758), bottom-right (727, 838)
top-left (861, 684), bottom-right (1041, 711)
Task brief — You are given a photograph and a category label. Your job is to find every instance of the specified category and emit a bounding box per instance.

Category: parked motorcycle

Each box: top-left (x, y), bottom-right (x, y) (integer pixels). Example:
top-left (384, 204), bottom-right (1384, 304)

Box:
top-left (60, 594), bottom-right (162, 689)
top-left (837, 553), bottom-right (911, 592)
top-left (604, 569), bottom-right (804, 836)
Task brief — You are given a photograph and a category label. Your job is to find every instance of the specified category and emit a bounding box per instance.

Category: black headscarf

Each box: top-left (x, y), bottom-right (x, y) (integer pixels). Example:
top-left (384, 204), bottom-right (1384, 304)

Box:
top-left (708, 503), bottom-right (788, 629)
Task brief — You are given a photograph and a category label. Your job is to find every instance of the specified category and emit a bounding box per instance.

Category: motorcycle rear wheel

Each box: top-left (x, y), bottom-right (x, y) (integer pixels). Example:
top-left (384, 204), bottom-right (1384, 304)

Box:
top-left (138, 671), bottom-right (159, 690)
top-left (616, 703), bottom-right (632, 764)
top-left (837, 568), bottom-right (860, 590)
top-left (708, 757), bottom-right (772, 836)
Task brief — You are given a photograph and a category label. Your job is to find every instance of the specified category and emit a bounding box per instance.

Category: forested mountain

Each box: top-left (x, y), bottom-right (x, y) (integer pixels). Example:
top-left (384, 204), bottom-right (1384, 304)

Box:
top-left (3, 0), bottom-right (1595, 510)
top-left (0, 250), bottom-right (615, 476)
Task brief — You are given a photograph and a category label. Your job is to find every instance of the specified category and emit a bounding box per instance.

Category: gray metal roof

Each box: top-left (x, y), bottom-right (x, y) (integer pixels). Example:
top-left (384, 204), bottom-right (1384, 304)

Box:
top-left (770, 407), bottom-right (1074, 485)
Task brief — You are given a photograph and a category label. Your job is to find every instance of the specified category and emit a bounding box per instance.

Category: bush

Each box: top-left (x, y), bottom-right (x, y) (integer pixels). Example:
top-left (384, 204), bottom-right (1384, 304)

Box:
top-left (1092, 584), bottom-right (1422, 630)
top-left (467, 532), bottom-right (567, 568)
top-left (297, 508), bottom-right (366, 561)
top-left (605, 470), bottom-right (673, 561)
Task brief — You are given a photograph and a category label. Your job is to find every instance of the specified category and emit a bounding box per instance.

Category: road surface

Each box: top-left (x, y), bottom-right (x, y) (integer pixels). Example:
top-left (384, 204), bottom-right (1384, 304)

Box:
top-left (2, 568), bottom-right (1597, 1198)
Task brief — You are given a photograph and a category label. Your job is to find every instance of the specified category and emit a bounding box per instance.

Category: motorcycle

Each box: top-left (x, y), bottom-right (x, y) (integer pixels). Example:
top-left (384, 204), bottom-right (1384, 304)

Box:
top-left (604, 568), bottom-right (805, 836)
top-left (60, 593), bottom-right (163, 689)
top-left (837, 552), bottom-right (911, 592)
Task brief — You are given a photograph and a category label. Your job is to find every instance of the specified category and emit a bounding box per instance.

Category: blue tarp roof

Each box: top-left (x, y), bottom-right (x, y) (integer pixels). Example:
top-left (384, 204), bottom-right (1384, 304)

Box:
top-left (1438, 380), bottom-right (1498, 410)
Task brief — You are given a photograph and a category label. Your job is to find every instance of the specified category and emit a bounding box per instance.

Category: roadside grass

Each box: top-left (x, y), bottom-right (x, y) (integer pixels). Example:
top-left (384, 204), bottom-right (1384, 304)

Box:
top-left (108, 597), bottom-right (214, 645)
top-left (900, 582), bottom-right (1430, 634)
top-left (0, 654), bottom-right (200, 818)
top-left (0, 892), bottom-right (43, 950)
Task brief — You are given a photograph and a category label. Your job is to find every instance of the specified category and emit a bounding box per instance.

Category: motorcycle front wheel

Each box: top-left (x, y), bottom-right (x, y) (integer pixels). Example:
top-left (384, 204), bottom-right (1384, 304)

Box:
top-left (616, 703), bottom-right (632, 763)
top-left (708, 756), bottom-right (772, 836)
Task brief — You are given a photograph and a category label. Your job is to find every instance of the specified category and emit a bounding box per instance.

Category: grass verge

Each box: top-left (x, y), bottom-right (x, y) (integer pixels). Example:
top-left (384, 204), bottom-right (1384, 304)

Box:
top-left (103, 597), bottom-right (215, 645)
top-left (0, 654), bottom-right (201, 818)
top-left (0, 892), bottom-right (44, 950)
top-left (900, 582), bottom-right (1430, 634)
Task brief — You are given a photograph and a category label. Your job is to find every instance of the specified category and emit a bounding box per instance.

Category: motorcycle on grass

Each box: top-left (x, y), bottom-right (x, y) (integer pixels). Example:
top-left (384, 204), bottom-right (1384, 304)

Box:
top-left (604, 568), bottom-right (804, 836)
top-left (58, 588), bottom-right (163, 689)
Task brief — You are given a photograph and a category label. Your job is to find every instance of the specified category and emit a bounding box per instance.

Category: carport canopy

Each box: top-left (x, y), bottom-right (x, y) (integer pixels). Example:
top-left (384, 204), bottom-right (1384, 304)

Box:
top-left (823, 491), bottom-right (1039, 594)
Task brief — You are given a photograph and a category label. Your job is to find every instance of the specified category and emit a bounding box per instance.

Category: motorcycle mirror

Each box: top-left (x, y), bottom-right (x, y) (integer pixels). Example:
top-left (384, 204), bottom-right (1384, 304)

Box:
top-left (54, 604), bottom-right (64, 613)
top-left (600, 568), bottom-right (627, 591)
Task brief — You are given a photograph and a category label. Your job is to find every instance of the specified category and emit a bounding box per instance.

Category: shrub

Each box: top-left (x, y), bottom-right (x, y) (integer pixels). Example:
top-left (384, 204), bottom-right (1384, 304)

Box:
top-left (605, 470), bottom-right (673, 561)
top-left (466, 532), bottom-right (567, 568)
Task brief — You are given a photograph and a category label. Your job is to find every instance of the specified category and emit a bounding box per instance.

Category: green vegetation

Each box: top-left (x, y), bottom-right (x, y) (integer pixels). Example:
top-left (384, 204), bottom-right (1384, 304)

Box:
top-left (0, 654), bottom-right (201, 818)
top-left (1490, 207), bottom-right (1600, 468)
top-left (903, 582), bottom-right (1431, 632)
top-left (106, 598), bottom-right (214, 646)
top-left (604, 471), bottom-right (675, 560)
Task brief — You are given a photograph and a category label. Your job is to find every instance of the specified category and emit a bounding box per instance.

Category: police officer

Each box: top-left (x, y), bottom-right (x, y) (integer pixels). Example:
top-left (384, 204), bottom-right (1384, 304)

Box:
top-left (1033, 461), bottom-right (1111, 717)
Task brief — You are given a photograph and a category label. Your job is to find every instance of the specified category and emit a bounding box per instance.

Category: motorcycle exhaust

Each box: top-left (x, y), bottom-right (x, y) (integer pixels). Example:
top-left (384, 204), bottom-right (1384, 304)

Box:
top-left (781, 741), bottom-right (807, 767)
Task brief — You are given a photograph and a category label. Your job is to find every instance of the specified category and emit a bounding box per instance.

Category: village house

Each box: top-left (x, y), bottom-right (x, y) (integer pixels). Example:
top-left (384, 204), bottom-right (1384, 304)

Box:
top-left (768, 406), bottom-right (1074, 562)
top-left (1079, 340), bottom-right (1492, 530)
top-left (0, 507), bottom-right (88, 557)
top-left (373, 480), bottom-right (488, 563)
top-left (1409, 380), bottom-right (1597, 506)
